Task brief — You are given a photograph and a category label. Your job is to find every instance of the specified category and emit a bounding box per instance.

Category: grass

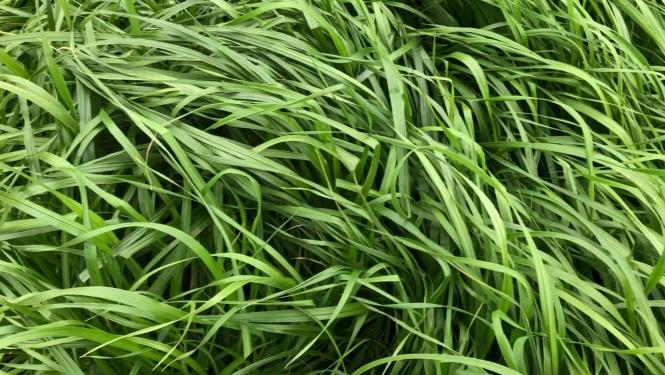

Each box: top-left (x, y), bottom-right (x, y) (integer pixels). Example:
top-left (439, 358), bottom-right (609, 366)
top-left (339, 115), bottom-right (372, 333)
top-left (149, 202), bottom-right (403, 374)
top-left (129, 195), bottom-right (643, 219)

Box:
top-left (1, 0), bottom-right (665, 373)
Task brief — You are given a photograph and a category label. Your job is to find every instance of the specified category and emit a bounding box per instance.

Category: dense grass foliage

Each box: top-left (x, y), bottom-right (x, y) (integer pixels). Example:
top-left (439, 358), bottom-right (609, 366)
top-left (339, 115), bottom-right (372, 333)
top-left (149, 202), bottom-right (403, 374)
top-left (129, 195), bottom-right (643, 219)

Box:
top-left (2, 0), bottom-right (665, 373)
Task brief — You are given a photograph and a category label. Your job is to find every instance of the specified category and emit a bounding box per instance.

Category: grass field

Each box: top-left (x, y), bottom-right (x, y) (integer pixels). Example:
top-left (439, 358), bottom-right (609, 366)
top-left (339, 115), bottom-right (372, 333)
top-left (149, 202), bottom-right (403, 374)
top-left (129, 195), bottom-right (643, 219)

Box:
top-left (2, 0), bottom-right (665, 374)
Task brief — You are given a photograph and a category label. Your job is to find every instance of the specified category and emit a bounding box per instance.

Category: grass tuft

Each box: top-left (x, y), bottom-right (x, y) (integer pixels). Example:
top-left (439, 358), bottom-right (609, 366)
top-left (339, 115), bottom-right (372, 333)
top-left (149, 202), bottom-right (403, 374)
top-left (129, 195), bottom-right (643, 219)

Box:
top-left (1, 0), bottom-right (665, 374)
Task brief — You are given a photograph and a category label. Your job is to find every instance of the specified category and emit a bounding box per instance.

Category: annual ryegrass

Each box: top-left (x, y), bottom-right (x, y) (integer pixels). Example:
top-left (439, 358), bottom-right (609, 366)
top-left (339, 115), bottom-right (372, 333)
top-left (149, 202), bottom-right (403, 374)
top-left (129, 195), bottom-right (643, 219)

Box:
top-left (1, 0), bottom-right (665, 374)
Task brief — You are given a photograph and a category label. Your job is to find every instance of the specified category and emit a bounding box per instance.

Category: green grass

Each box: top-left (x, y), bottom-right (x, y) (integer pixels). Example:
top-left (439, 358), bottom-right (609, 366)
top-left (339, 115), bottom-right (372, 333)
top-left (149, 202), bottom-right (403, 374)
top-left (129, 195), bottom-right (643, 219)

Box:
top-left (1, 0), bottom-right (665, 373)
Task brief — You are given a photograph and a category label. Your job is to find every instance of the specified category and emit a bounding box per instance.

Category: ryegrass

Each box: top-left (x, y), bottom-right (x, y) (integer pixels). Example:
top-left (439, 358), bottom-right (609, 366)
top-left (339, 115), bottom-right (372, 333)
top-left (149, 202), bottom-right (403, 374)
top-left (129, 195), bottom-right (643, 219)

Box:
top-left (1, 0), bottom-right (665, 373)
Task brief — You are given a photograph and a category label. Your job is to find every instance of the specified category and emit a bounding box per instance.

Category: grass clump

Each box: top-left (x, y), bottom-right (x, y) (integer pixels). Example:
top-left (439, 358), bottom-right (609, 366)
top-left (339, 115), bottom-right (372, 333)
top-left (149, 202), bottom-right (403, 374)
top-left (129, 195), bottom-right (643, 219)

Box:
top-left (2, 0), bottom-right (665, 374)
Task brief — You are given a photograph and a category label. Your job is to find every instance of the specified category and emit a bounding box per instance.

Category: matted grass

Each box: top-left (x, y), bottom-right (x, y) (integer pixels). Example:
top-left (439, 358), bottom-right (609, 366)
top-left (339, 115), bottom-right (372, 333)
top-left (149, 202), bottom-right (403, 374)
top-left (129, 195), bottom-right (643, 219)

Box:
top-left (1, 0), bottom-right (665, 374)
